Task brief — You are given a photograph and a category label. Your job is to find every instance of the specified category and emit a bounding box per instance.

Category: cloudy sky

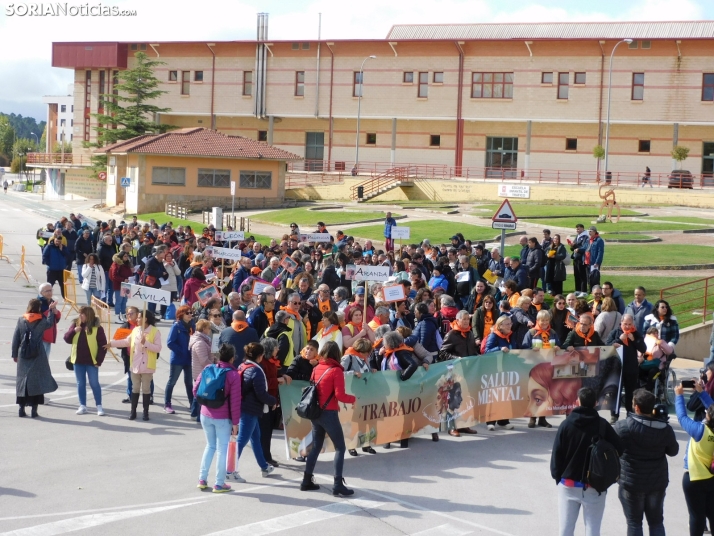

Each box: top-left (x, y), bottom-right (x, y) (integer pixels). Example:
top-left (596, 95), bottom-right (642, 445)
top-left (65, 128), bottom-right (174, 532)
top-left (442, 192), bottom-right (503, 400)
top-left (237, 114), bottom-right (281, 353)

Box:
top-left (1, 0), bottom-right (711, 122)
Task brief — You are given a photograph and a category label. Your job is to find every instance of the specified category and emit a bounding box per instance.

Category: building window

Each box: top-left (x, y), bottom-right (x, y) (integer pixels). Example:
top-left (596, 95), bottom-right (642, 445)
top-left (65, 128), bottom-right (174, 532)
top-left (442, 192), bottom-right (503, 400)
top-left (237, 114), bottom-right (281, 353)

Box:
top-left (168, 71), bottom-right (177, 82)
top-left (60, 119), bottom-right (66, 127)
top-left (565, 138), bottom-right (578, 151)
top-left (641, 40), bottom-right (651, 49)
top-left (70, 120), bottom-right (73, 126)
top-left (302, 42), bottom-right (310, 50)
top-left (70, 134), bottom-right (73, 141)
top-left (258, 130), bottom-right (267, 142)
top-left (433, 72), bottom-right (444, 84)
top-left (353, 72), bottom-right (363, 97)
top-left (557, 72), bottom-right (569, 99)
top-left (574, 72), bottom-right (586, 85)
top-left (243, 71), bottom-right (252, 96)
top-left (98, 70), bottom-right (106, 114)
top-left (541, 72), bottom-right (553, 84)
top-left (240, 171), bottom-right (272, 189)
top-left (638, 140), bottom-right (651, 153)
top-left (291, 43), bottom-right (299, 50)
top-left (83, 70), bottom-right (91, 142)
top-left (418, 72), bottom-right (429, 98)
top-left (198, 168), bottom-right (230, 188)
top-left (702, 73), bottom-right (714, 101)
top-left (471, 72), bottom-right (514, 99)
top-left (181, 71), bottom-right (190, 95)
top-left (60, 104), bottom-right (66, 112)
top-left (628, 40), bottom-right (638, 49)
top-left (430, 135), bottom-right (440, 147)
top-left (71, 105), bottom-right (74, 112)
top-left (130, 44), bottom-right (137, 51)
top-left (632, 73), bottom-right (644, 100)
top-left (151, 167), bottom-right (186, 186)
top-left (194, 71), bottom-right (203, 82)
top-left (295, 71), bottom-right (305, 96)
top-left (403, 72), bottom-right (413, 83)
top-left (366, 133), bottom-right (376, 145)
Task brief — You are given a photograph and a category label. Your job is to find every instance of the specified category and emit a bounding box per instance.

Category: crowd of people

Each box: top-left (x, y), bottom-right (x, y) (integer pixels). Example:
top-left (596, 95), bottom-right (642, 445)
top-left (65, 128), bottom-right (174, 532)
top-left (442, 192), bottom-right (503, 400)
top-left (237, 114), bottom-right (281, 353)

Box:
top-left (12, 210), bottom-right (714, 533)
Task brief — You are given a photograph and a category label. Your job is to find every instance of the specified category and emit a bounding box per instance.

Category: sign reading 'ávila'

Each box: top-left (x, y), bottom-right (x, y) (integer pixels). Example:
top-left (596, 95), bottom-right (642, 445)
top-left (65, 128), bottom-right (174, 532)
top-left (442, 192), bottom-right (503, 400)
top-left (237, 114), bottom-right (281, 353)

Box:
top-left (130, 285), bottom-right (171, 305)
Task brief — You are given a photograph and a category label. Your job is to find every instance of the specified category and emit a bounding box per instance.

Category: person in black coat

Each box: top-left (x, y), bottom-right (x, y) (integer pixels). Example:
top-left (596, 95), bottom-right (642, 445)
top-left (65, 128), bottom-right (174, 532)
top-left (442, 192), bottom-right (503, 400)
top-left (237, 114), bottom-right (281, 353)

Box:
top-left (606, 314), bottom-right (646, 423)
top-left (264, 311), bottom-right (293, 369)
top-left (550, 387), bottom-right (623, 536)
top-left (613, 389), bottom-right (678, 536)
top-left (74, 228), bottom-right (94, 285)
top-left (510, 296), bottom-right (535, 350)
top-left (286, 340), bottom-right (318, 382)
top-left (249, 293), bottom-right (276, 338)
top-left (319, 257), bottom-right (341, 292)
top-left (97, 233), bottom-right (119, 306)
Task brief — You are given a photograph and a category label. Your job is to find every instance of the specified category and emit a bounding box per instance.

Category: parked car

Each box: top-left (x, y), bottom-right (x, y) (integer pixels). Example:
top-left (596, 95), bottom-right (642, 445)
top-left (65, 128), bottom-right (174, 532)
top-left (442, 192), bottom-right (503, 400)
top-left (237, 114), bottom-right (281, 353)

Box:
top-left (668, 169), bottom-right (694, 189)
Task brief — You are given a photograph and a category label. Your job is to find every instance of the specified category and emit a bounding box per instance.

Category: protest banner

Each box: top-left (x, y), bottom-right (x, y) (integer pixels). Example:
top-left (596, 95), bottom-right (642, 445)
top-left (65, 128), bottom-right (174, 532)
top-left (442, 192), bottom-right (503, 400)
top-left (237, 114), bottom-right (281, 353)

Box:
top-left (215, 230), bottom-right (244, 242)
top-left (76, 213), bottom-right (96, 229)
top-left (280, 346), bottom-right (622, 457)
top-left (204, 246), bottom-right (242, 262)
top-left (129, 285), bottom-right (171, 305)
top-left (299, 233), bottom-right (331, 243)
top-left (382, 284), bottom-right (406, 303)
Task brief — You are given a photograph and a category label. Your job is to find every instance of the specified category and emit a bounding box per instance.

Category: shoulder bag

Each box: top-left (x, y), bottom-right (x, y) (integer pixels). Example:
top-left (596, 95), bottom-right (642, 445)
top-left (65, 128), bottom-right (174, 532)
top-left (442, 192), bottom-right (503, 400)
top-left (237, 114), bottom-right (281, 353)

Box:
top-left (295, 368), bottom-right (334, 420)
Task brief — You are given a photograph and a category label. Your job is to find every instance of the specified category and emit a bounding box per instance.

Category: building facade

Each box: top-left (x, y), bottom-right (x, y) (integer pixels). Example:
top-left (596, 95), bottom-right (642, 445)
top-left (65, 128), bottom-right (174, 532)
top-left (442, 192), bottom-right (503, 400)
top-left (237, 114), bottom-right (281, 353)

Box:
top-left (41, 86), bottom-right (74, 151)
top-left (42, 21), bottom-right (714, 196)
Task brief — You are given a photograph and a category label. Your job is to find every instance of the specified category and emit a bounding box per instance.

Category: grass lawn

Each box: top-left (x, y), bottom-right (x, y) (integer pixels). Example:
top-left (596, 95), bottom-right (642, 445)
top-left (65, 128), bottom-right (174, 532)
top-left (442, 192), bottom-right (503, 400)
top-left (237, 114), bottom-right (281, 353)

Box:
top-left (352, 220), bottom-right (498, 244)
top-left (136, 212), bottom-right (271, 244)
top-left (252, 207), bottom-right (396, 226)
top-left (473, 203), bottom-right (642, 218)
top-left (518, 216), bottom-right (707, 232)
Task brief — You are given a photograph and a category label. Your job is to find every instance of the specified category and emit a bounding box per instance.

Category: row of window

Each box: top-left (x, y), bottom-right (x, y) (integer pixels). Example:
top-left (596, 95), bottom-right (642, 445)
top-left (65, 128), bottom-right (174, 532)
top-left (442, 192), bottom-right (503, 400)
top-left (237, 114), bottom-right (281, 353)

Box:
top-left (564, 138), bottom-right (652, 152)
top-left (59, 104), bottom-right (74, 113)
top-left (151, 168), bottom-right (272, 189)
top-left (164, 69), bottom-right (714, 102)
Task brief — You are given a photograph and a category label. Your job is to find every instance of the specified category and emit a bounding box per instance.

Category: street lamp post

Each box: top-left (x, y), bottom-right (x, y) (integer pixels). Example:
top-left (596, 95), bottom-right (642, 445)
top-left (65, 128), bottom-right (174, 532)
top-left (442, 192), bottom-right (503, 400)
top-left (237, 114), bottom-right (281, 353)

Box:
top-left (354, 55), bottom-right (376, 172)
top-left (604, 39), bottom-right (633, 175)
top-left (30, 131), bottom-right (38, 148)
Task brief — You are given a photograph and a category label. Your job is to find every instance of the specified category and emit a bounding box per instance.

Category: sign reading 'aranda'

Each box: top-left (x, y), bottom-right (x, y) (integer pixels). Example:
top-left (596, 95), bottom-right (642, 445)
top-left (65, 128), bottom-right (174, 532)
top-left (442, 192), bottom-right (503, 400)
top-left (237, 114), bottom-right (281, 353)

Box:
top-left (345, 265), bottom-right (391, 282)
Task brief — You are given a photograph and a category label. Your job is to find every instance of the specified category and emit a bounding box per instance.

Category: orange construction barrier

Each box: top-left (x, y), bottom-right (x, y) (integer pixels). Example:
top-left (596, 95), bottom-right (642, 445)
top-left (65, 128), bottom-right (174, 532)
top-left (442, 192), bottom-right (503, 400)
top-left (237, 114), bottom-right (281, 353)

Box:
top-left (62, 269), bottom-right (81, 316)
top-left (13, 245), bottom-right (29, 283)
top-left (0, 234), bottom-right (9, 262)
top-left (91, 296), bottom-right (120, 362)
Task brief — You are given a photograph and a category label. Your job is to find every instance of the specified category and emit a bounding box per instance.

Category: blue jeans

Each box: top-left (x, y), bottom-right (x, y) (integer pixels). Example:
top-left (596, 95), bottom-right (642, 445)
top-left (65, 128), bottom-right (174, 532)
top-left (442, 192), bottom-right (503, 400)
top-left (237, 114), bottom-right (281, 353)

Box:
top-left (43, 341), bottom-right (52, 358)
top-left (127, 372), bottom-right (154, 397)
top-left (74, 364), bottom-right (102, 406)
top-left (114, 290), bottom-right (127, 315)
top-left (237, 412), bottom-right (268, 471)
top-left (199, 415), bottom-right (232, 486)
top-left (85, 288), bottom-right (101, 305)
top-left (618, 486), bottom-right (666, 536)
top-left (76, 263), bottom-right (84, 284)
top-left (190, 398), bottom-right (201, 420)
top-left (164, 364), bottom-right (193, 407)
top-left (106, 278), bottom-right (114, 305)
top-left (304, 409), bottom-right (346, 479)
top-left (148, 301), bottom-right (157, 314)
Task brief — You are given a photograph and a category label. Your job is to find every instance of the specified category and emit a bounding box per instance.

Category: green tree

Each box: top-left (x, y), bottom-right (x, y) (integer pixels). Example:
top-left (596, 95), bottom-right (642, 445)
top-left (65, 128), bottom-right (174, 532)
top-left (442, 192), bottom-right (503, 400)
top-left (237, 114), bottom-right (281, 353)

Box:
top-left (0, 116), bottom-right (14, 159)
top-left (592, 145), bottom-right (605, 160)
top-left (53, 140), bottom-right (73, 153)
top-left (40, 125), bottom-right (47, 152)
top-left (671, 145), bottom-right (690, 169)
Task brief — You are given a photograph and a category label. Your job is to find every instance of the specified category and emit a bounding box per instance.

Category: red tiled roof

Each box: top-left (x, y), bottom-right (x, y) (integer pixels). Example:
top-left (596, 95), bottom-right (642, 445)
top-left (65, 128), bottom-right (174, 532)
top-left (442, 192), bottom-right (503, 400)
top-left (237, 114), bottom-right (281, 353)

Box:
top-left (100, 128), bottom-right (301, 160)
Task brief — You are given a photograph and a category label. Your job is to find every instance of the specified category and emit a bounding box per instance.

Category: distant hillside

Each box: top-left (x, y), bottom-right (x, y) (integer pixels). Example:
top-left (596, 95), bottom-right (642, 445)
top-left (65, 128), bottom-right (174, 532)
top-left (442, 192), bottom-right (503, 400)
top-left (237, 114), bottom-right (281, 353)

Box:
top-left (0, 113), bottom-right (46, 141)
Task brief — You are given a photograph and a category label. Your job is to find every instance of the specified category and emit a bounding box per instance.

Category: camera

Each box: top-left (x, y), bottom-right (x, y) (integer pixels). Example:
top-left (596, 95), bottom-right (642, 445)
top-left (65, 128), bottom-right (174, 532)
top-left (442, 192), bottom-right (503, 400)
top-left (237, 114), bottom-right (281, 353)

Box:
top-left (701, 367), bottom-right (708, 383)
top-left (653, 403), bottom-right (669, 422)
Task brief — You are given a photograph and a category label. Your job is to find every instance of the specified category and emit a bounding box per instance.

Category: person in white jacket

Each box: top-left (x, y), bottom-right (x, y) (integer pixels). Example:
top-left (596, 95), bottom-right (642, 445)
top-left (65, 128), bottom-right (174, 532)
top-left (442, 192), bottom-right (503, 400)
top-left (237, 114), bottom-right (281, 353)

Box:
top-left (81, 253), bottom-right (106, 305)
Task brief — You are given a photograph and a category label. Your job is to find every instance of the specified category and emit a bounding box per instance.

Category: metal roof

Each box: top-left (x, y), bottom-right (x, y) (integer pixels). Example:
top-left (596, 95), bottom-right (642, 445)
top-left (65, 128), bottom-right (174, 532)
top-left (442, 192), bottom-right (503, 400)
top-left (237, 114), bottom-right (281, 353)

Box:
top-left (386, 21), bottom-right (714, 41)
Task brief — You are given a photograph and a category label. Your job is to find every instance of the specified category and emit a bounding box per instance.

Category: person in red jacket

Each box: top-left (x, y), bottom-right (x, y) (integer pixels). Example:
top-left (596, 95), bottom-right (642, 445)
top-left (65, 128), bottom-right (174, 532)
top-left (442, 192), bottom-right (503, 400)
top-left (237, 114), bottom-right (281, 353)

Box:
top-left (109, 252), bottom-right (134, 322)
top-left (300, 341), bottom-right (356, 497)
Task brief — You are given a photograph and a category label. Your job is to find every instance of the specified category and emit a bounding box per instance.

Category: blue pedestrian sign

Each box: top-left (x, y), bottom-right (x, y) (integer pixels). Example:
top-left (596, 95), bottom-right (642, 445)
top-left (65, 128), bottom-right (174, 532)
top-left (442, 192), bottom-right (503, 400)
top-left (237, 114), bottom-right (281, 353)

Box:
top-left (120, 177), bottom-right (131, 188)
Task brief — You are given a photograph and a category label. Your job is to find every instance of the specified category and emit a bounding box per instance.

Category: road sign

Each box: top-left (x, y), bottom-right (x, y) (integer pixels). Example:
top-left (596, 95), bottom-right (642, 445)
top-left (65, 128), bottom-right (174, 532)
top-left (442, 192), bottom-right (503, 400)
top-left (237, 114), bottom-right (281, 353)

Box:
top-left (492, 198), bottom-right (518, 223)
top-left (120, 177), bottom-right (131, 188)
top-left (98, 171), bottom-right (107, 180)
top-left (230, 181), bottom-right (236, 196)
top-left (492, 221), bottom-right (517, 230)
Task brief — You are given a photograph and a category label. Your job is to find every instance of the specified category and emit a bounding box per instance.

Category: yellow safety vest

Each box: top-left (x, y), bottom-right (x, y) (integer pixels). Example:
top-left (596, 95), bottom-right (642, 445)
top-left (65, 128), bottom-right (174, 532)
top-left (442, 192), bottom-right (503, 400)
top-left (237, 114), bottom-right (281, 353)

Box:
top-left (130, 326), bottom-right (159, 371)
top-left (689, 425), bottom-right (714, 481)
top-left (70, 327), bottom-right (99, 365)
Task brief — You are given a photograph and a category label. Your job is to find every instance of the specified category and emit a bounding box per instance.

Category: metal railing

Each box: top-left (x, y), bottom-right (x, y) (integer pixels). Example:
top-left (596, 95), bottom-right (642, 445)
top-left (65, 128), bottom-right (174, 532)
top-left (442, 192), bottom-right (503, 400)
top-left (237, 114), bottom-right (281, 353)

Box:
top-left (349, 167), bottom-right (413, 200)
top-left (26, 153), bottom-right (93, 166)
top-left (660, 276), bottom-right (713, 329)
top-left (285, 173), bottom-right (346, 189)
top-left (288, 160), bottom-right (714, 189)
top-left (166, 203), bottom-right (189, 220)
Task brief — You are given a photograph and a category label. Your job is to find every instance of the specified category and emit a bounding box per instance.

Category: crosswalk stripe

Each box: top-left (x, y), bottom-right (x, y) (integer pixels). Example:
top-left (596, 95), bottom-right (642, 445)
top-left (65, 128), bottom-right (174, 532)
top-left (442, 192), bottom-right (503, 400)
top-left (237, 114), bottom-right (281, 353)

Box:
top-left (411, 524), bottom-right (472, 536)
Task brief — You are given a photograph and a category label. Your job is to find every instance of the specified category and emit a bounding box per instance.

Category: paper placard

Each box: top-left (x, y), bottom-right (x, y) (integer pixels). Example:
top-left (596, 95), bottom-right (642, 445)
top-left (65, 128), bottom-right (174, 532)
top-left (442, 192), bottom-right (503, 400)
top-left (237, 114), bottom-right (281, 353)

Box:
top-left (390, 227), bottom-right (410, 239)
top-left (129, 284), bottom-right (172, 305)
top-left (299, 233), bottom-right (331, 243)
top-left (196, 284), bottom-right (220, 307)
top-left (215, 230), bottom-right (244, 242)
top-left (251, 280), bottom-right (270, 296)
top-left (113, 327), bottom-right (133, 341)
top-left (483, 269), bottom-right (498, 284)
top-left (345, 264), bottom-right (390, 282)
top-left (280, 255), bottom-right (297, 273)
top-left (211, 334), bottom-right (220, 353)
top-left (205, 272), bottom-right (216, 282)
top-left (205, 246), bottom-right (242, 261)
top-left (76, 213), bottom-right (97, 229)
top-left (41, 231), bottom-right (54, 239)
top-left (383, 284), bottom-right (406, 302)
top-left (120, 282), bottom-right (132, 297)
top-left (456, 271), bottom-right (470, 283)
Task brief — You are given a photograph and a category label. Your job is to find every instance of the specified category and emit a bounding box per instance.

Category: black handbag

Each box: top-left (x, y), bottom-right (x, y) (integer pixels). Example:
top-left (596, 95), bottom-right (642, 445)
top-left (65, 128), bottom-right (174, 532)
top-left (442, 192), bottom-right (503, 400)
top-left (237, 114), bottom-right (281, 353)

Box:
top-left (295, 368), bottom-right (334, 420)
top-left (65, 357), bottom-right (74, 371)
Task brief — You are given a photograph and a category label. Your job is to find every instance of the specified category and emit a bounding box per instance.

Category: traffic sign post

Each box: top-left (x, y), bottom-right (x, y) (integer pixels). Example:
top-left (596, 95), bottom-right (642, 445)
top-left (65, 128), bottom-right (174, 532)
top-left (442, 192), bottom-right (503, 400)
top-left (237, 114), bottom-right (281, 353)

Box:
top-left (120, 177), bottom-right (131, 188)
top-left (491, 199), bottom-right (518, 260)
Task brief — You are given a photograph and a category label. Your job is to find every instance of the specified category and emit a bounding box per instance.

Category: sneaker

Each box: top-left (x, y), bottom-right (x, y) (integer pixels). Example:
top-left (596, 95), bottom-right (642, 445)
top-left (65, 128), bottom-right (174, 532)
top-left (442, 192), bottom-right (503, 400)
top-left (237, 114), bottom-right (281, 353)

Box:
top-left (197, 479), bottom-right (208, 490)
top-left (229, 471), bottom-right (246, 483)
top-left (487, 424), bottom-right (495, 431)
top-left (76, 405), bottom-right (87, 415)
top-left (212, 484), bottom-right (233, 493)
top-left (164, 405), bottom-right (175, 414)
top-left (261, 465), bottom-right (275, 477)
top-left (97, 405), bottom-right (105, 416)
top-left (497, 423), bottom-right (514, 430)
top-left (121, 397), bottom-right (131, 404)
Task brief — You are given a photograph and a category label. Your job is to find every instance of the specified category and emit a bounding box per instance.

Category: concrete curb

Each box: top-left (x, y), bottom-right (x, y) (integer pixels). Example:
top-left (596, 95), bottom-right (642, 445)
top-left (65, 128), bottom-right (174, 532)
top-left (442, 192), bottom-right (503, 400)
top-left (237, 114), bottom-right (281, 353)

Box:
top-left (607, 263), bottom-right (714, 271)
top-left (683, 228), bottom-right (714, 234)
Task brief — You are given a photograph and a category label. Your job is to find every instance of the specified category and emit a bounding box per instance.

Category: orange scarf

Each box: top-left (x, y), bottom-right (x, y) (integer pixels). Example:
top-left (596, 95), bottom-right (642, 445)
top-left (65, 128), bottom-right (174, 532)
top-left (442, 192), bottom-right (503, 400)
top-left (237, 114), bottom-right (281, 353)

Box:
top-left (373, 337), bottom-right (383, 349)
top-left (575, 324), bottom-right (595, 345)
top-left (534, 326), bottom-right (551, 340)
top-left (483, 311), bottom-right (494, 339)
top-left (318, 299), bottom-right (332, 313)
top-left (343, 347), bottom-right (366, 359)
top-left (320, 324), bottom-right (340, 338)
top-left (265, 310), bottom-right (274, 326)
top-left (492, 328), bottom-right (510, 343)
top-left (231, 320), bottom-right (249, 332)
top-left (621, 326), bottom-right (637, 346)
top-left (450, 320), bottom-right (471, 338)
top-left (24, 313), bottom-right (43, 322)
top-left (280, 305), bottom-right (301, 322)
top-left (347, 321), bottom-right (362, 334)
top-left (384, 344), bottom-right (414, 358)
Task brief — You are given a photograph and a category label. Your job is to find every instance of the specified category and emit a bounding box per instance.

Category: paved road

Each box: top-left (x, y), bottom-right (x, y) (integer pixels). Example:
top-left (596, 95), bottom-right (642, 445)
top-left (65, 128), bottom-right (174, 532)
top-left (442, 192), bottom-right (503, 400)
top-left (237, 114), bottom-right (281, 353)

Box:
top-left (0, 190), bottom-right (695, 535)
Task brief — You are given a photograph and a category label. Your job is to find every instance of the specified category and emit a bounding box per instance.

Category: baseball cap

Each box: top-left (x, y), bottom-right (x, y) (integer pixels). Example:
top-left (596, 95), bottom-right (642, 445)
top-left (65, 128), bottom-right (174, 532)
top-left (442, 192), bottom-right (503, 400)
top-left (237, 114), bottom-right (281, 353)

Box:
top-left (354, 287), bottom-right (365, 295)
top-left (251, 267), bottom-right (261, 275)
top-left (511, 256), bottom-right (521, 262)
top-left (450, 235), bottom-right (459, 240)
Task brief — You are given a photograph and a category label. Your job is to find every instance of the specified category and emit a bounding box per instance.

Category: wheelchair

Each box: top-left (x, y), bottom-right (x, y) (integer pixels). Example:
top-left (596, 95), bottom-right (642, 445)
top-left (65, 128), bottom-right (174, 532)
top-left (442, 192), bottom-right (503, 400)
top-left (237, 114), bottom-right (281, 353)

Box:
top-left (652, 355), bottom-right (677, 406)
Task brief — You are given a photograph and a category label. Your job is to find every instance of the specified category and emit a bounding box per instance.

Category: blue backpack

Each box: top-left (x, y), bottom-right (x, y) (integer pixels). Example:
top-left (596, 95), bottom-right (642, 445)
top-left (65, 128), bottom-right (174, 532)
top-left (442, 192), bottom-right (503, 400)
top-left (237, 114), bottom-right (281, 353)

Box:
top-left (196, 365), bottom-right (230, 408)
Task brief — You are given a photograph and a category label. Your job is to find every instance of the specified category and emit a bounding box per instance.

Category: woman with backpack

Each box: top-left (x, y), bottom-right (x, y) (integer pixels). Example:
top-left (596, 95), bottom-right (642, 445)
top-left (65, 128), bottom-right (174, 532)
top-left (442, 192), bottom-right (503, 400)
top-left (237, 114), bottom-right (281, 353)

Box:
top-left (107, 310), bottom-right (161, 421)
top-left (192, 343), bottom-right (242, 493)
top-left (230, 342), bottom-right (277, 483)
top-left (64, 306), bottom-right (108, 416)
top-left (301, 341), bottom-right (356, 496)
top-left (11, 298), bottom-right (59, 418)
top-left (189, 319), bottom-right (215, 422)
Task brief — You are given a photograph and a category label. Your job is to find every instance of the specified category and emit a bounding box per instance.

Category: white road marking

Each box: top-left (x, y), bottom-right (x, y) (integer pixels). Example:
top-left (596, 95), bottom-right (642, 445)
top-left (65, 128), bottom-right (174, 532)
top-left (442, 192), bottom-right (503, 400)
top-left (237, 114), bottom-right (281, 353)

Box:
top-left (203, 498), bottom-right (386, 536)
top-left (0, 502), bottom-right (205, 536)
top-left (51, 371), bottom-right (121, 379)
top-left (412, 524), bottom-right (472, 536)
top-left (0, 389), bottom-right (73, 396)
top-left (0, 374), bottom-right (126, 408)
